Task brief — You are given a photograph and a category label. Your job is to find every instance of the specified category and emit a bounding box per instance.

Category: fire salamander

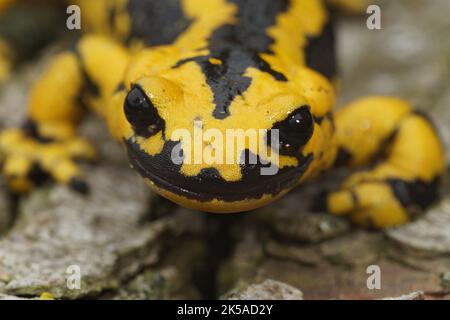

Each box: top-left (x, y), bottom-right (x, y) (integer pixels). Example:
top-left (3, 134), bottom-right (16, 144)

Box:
top-left (0, 0), bottom-right (446, 229)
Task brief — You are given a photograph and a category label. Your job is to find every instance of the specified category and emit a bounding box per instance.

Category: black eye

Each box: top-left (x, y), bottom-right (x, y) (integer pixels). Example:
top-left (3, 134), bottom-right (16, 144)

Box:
top-left (124, 85), bottom-right (164, 137)
top-left (269, 106), bottom-right (314, 155)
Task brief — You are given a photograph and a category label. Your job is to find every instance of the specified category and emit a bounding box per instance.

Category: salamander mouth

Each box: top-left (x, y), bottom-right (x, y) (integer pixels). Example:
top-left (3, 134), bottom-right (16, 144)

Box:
top-left (125, 138), bottom-right (313, 203)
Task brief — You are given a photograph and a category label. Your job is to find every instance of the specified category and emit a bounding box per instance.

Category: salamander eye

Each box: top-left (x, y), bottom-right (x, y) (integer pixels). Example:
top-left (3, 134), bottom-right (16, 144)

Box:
top-left (124, 85), bottom-right (164, 137)
top-left (270, 106), bottom-right (314, 155)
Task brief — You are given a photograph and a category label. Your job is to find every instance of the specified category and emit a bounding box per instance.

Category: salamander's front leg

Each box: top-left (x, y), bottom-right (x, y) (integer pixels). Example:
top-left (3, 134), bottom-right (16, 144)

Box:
top-left (323, 97), bottom-right (446, 229)
top-left (0, 35), bottom-right (129, 193)
top-left (1, 34), bottom-right (131, 194)
top-left (0, 50), bottom-right (96, 193)
top-left (0, 128), bottom-right (95, 193)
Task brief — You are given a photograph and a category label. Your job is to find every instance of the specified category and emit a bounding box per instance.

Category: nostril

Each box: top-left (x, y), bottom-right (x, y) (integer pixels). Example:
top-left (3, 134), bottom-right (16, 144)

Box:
top-left (124, 84), bottom-right (164, 138)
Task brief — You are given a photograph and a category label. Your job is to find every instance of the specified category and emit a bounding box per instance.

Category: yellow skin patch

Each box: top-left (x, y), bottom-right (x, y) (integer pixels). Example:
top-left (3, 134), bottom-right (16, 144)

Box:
top-left (0, 0), bottom-right (446, 229)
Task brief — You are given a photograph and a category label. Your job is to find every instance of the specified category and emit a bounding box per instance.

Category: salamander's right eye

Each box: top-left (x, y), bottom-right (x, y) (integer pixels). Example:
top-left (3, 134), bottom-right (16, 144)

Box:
top-left (124, 85), bottom-right (164, 137)
top-left (270, 105), bottom-right (315, 155)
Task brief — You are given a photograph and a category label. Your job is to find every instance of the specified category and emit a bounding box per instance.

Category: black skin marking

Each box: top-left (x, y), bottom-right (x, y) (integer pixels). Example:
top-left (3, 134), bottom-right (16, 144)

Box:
top-left (227, 0), bottom-right (290, 53)
top-left (28, 163), bottom-right (50, 187)
top-left (24, 163), bottom-right (90, 196)
top-left (70, 43), bottom-right (101, 98)
top-left (173, 0), bottom-right (289, 119)
top-left (114, 82), bottom-right (126, 94)
top-left (22, 119), bottom-right (54, 143)
top-left (388, 178), bottom-right (440, 213)
top-left (125, 138), bottom-right (313, 203)
top-left (313, 112), bottom-right (334, 126)
top-left (335, 123), bottom-right (400, 169)
top-left (80, 66), bottom-right (101, 98)
top-left (334, 147), bottom-right (352, 167)
top-left (371, 111), bottom-right (441, 166)
top-left (127, 0), bottom-right (192, 46)
top-left (311, 188), bottom-right (359, 213)
top-left (68, 41), bottom-right (100, 112)
top-left (304, 18), bottom-right (337, 79)
top-left (82, 66), bottom-right (100, 97)
top-left (176, 51), bottom-right (287, 119)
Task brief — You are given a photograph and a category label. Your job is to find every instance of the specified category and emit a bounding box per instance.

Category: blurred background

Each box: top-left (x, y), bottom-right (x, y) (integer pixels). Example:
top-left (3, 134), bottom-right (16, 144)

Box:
top-left (0, 0), bottom-right (449, 300)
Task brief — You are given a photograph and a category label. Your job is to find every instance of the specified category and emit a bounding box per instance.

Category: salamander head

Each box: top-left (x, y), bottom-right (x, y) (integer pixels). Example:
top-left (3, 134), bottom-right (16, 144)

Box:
top-left (120, 67), bottom-right (336, 213)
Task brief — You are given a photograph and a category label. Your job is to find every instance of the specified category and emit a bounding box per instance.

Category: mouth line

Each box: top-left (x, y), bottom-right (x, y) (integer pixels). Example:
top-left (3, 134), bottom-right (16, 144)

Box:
top-left (126, 139), bottom-right (312, 202)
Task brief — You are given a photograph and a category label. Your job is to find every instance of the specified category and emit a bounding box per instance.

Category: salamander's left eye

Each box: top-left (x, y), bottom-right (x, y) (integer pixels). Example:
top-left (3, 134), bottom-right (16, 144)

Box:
top-left (270, 106), bottom-right (314, 155)
top-left (124, 85), bottom-right (164, 137)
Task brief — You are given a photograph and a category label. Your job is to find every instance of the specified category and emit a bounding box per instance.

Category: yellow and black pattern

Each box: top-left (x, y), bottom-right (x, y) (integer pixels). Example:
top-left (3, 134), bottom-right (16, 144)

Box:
top-left (114, 0), bottom-right (337, 212)
top-left (326, 97), bottom-right (446, 228)
top-left (0, 0), bottom-right (446, 228)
